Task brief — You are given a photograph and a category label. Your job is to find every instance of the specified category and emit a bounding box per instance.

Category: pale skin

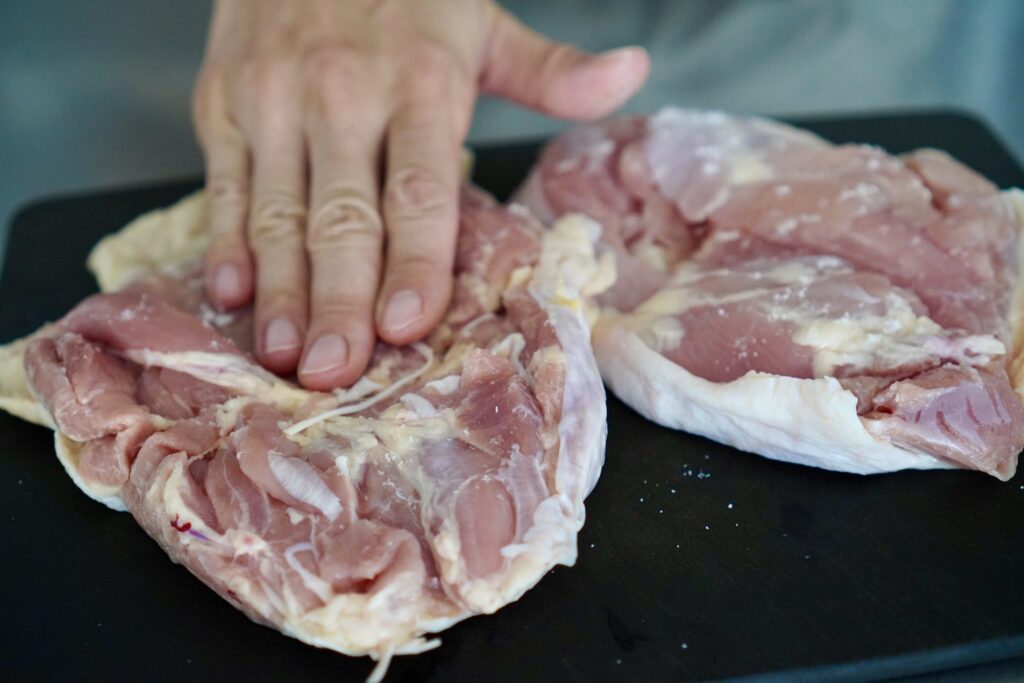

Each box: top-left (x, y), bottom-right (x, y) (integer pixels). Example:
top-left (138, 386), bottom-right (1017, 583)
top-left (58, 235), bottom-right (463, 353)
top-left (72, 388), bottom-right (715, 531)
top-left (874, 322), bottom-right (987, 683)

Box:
top-left (194, 0), bottom-right (650, 390)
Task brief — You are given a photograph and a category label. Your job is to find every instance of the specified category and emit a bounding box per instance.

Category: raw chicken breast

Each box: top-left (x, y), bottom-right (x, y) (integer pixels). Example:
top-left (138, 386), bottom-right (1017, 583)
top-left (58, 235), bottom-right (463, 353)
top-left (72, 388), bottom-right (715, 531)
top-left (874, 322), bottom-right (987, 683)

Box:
top-left (517, 108), bottom-right (1024, 479)
top-left (1, 187), bottom-right (607, 678)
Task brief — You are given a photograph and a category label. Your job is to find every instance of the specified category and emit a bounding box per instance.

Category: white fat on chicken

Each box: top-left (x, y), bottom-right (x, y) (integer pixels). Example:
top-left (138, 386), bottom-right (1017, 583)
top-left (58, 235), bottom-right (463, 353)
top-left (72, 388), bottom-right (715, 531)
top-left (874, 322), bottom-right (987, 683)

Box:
top-left (616, 258), bottom-right (1007, 378)
top-left (517, 108), bottom-right (1024, 479)
top-left (594, 326), bottom-right (955, 474)
top-left (0, 184), bottom-right (609, 682)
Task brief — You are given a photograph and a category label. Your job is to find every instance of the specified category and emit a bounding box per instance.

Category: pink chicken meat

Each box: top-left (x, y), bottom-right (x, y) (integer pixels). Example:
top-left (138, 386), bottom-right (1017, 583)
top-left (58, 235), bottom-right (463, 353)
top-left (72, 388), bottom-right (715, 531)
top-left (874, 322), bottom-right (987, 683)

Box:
top-left (3, 186), bottom-right (607, 678)
top-left (517, 108), bottom-right (1024, 479)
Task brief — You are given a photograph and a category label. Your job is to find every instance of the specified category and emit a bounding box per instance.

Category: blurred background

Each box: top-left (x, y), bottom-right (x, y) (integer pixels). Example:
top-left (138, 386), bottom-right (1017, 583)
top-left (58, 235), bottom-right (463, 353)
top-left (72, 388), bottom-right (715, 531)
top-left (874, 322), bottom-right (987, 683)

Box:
top-left (1, 3), bottom-right (1023, 681)
top-left (1, 0), bottom-right (1022, 270)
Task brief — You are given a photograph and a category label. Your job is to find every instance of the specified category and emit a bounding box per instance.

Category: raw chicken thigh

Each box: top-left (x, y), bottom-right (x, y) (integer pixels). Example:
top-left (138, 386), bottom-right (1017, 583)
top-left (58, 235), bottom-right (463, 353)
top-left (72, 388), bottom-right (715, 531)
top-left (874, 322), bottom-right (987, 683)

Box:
top-left (1, 187), bottom-right (607, 678)
top-left (517, 109), bottom-right (1024, 479)
top-left (3, 107), bottom-right (1022, 683)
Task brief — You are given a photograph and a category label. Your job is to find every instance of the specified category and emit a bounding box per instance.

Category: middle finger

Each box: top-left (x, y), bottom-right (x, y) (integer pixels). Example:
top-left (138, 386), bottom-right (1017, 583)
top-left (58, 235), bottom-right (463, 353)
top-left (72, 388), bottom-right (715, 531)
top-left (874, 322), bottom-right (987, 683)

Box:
top-left (299, 113), bottom-right (387, 390)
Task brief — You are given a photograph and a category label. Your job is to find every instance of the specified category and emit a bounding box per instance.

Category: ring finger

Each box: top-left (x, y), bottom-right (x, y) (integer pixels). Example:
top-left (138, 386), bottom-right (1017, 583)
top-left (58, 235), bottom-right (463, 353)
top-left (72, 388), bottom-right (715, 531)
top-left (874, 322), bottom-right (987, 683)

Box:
top-left (299, 108), bottom-right (387, 390)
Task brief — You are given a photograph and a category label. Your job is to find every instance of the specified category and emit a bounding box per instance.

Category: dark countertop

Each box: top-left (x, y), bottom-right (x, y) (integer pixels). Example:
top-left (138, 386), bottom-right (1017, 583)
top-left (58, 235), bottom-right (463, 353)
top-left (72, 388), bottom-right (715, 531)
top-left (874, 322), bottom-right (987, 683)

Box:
top-left (2, 111), bottom-right (1024, 683)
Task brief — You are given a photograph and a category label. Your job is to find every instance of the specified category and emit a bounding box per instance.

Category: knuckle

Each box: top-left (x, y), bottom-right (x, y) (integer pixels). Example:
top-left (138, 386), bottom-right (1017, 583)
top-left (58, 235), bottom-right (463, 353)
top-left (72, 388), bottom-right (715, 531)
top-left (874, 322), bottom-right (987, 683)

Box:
top-left (206, 173), bottom-right (246, 207)
top-left (536, 44), bottom-right (580, 108)
top-left (397, 45), bottom-right (455, 103)
top-left (307, 193), bottom-right (382, 250)
top-left (409, 42), bottom-right (454, 79)
top-left (243, 56), bottom-right (290, 95)
top-left (386, 167), bottom-right (451, 217)
top-left (304, 49), bottom-right (376, 130)
top-left (540, 43), bottom-right (578, 74)
top-left (258, 290), bottom-right (305, 318)
top-left (304, 44), bottom-right (361, 87)
top-left (249, 192), bottom-right (306, 244)
top-left (389, 251), bottom-right (446, 279)
top-left (315, 298), bottom-right (369, 320)
top-left (311, 298), bottom-right (376, 331)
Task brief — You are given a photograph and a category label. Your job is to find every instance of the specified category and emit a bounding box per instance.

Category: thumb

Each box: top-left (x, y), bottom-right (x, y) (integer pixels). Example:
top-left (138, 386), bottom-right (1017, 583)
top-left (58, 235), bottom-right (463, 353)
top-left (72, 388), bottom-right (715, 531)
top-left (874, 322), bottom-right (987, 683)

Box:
top-left (480, 7), bottom-right (650, 120)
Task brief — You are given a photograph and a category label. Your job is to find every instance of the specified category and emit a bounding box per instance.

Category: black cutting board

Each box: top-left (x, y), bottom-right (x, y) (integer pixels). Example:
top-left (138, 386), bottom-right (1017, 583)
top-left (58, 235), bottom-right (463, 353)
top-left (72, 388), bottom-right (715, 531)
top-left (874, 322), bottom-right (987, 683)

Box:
top-left (2, 111), bottom-right (1024, 683)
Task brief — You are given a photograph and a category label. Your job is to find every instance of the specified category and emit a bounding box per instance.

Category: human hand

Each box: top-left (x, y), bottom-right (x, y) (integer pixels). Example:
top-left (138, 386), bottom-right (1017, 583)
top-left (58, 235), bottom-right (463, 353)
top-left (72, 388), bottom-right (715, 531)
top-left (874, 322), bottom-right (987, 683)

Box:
top-left (193, 0), bottom-right (649, 390)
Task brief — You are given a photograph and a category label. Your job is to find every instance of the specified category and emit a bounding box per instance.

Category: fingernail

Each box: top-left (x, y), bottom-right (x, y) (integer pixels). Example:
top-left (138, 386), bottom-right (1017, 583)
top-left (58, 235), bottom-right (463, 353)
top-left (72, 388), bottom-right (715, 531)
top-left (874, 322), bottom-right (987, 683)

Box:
top-left (264, 317), bottom-right (301, 354)
top-left (382, 289), bottom-right (423, 332)
top-left (301, 334), bottom-right (348, 376)
top-left (213, 263), bottom-right (242, 302)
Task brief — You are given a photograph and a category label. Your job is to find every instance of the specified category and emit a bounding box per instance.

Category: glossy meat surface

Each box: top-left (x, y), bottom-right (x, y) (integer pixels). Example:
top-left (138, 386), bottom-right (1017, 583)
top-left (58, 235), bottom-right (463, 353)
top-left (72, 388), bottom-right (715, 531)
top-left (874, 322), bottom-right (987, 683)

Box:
top-left (518, 109), bottom-right (1024, 478)
top-left (16, 187), bottom-right (607, 672)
